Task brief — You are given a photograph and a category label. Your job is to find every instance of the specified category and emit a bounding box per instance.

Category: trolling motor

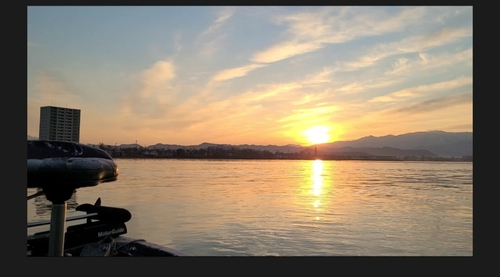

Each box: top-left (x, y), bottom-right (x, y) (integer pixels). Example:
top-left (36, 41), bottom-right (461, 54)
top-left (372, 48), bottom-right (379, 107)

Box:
top-left (28, 197), bottom-right (132, 256)
top-left (27, 140), bottom-right (120, 256)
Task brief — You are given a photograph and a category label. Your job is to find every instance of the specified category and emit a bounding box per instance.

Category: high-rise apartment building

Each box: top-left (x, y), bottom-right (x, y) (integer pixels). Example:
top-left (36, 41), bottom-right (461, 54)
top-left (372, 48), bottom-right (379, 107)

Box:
top-left (39, 106), bottom-right (81, 142)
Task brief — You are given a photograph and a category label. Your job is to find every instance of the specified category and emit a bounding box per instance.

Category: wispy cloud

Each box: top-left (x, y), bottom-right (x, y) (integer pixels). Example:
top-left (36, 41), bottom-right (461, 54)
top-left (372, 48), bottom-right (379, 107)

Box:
top-left (196, 7), bottom-right (235, 59)
top-left (212, 63), bottom-right (267, 82)
top-left (198, 34), bottom-right (228, 60)
top-left (302, 66), bottom-right (338, 86)
top-left (250, 7), bottom-right (427, 65)
top-left (216, 53), bottom-right (338, 85)
top-left (201, 7), bottom-right (235, 37)
top-left (342, 27), bottom-right (472, 71)
top-left (389, 58), bottom-right (410, 76)
top-left (434, 6), bottom-right (468, 24)
top-left (251, 41), bottom-right (323, 64)
top-left (335, 82), bottom-right (363, 95)
top-left (443, 123), bottom-right (473, 131)
top-left (339, 48), bottom-right (473, 102)
top-left (141, 60), bottom-right (175, 96)
top-left (370, 76), bottom-right (472, 103)
top-left (391, 93), bottom-right (472, 115)
top-left (211, 66), bottom-right (338, 104)
top-left (335, 78), bottom-right (398, 96)
top-left (384, 48), bottom-right (472, 77)
top-left (166, 66), bottom-right (341, 139)
top-left (218, 7), bottom-right (433, 83)
top-left (27, 6), bottom-right (473, 146)
top-left (335, 91), bottom-right (471, 140)
top-left (34, 71), bottom-right (81, 105)
top-left (121, 59), bottom-right (176, 119)
top-left (277, 105), bottom-right (340, 124)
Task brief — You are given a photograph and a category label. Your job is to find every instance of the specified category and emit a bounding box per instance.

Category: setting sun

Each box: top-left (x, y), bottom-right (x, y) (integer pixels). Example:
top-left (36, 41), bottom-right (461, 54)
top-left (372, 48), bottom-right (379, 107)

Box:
top-left (304, 126), bottom-right (330, 145)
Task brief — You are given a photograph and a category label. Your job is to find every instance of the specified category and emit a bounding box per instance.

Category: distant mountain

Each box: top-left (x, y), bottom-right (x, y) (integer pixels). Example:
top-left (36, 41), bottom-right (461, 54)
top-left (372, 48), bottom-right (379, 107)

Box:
top-left (324, 131), bottom-right (472, 157)
top-left (112, 130), bottom-right (473, 158)
top-left (146, 142), bottom-right (305, 153)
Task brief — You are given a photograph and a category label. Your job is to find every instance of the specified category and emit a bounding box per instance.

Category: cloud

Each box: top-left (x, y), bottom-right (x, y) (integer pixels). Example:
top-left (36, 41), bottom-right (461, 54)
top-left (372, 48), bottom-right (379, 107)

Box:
top-left (194, 68), bottom-right (346, 137)
top-left (328, 48), bottom-right (472, 102)
top-left (335, 82), bottom-right (364, 95)
top-left (33, 71), bottom-right (81, 105)
top-left (443, 123), bottom-right (473, 131)
top-left (213, 66), bottom-right (338, 103)
top-left (384, 48), bottom-right (472, 77)
top-left (277, 105), bottom-right (340, 124)
top-left (370, 76), bottom-right (472, 103)
top-left (336, 90), bottom-right (471, 141)
top-left (334, 78), bottom-right (398, 96)
top-left (324, 49), bottom-right (471, 98)
top-left (120, 59), bottom-right (176, 120)
top-left (302, 66), bottom-right (338, 86)
top-left (198, 34), bottom-right (227, 59)
top-left (424, 47), bottom-right (472, 67)
top-left (391, 93), bottom-right (472, 114)
top-left (251, 41), bottom-right (323, 64)
top-left (367, 7), bottom-right (427, 34)
top-left (216, 7), bottom-right (438, 84)
top-left (342, 27), bottom-right (472, 71)
top-left (433, 6), bottom-right (470, 24)
top-left (201, 7), bottom-right (235, 37)
top-left (342, 48), bottom-right (472, 102)
top-left (27, 7), bottom-right (473, 147)
top-left (212, 63), bottom-right (267, 82)
top-left (196, 7), bottom-right (234, 59)
top-left (141, 60), bottom-right (175, 96)
top-left (195, 65), bottom-right (342, 136)
top-left (389, 58), bottom-right (410, 75)
top-left (161, 77), bottom-right (344, 145)
top-left (250, 7), bottom-right (428, 65)
top-left (406, 27), bottom-right (472, 53)
top-left (418, 52), bottom-right (429, 64)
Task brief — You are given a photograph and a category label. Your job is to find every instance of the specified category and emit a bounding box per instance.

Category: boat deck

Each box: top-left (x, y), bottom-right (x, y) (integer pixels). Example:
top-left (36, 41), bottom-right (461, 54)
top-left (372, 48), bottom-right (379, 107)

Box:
top-left (29, 236), bottom-right (190, 257)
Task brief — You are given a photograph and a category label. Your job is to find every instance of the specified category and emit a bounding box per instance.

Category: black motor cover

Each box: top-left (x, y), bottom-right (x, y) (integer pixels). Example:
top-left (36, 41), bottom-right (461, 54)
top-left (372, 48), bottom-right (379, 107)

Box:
top-left (27, 141), bottom-right (119, 197)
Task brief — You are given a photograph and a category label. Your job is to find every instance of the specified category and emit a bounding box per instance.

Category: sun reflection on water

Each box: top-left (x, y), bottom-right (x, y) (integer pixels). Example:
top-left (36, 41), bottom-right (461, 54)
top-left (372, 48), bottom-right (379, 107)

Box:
top-left (312, 159), bottom-right (323, 197)
top-left (313, 199), bottom-right (321, 208)
top-left (310, 159), bottom-right (328, 219)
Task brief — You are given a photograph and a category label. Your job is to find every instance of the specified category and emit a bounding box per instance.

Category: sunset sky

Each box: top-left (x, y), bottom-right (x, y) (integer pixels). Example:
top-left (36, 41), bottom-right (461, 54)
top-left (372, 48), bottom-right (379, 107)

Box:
top-left (27, 6), bottom-right (473, 147)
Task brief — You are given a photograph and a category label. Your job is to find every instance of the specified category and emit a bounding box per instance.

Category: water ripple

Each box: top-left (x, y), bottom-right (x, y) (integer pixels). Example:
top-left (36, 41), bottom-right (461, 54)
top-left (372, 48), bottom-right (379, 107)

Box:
top-left (27, 159), bottom-right (472, 256)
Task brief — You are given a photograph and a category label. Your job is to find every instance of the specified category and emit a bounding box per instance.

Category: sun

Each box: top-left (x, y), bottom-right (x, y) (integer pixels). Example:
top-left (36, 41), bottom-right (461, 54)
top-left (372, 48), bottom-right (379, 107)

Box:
top-left (304, 126), bottom-right (330, 145)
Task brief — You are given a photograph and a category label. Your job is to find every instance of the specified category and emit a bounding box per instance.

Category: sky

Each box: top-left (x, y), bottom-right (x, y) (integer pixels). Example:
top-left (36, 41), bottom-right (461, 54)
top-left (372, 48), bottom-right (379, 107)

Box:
top-left (27, 6), bottom-right (473, 147)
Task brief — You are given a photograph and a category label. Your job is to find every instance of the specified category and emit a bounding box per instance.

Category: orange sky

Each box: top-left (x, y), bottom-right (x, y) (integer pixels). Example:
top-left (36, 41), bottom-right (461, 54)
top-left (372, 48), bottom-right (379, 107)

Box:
top-left (27, 6), bottom-right (472, 146)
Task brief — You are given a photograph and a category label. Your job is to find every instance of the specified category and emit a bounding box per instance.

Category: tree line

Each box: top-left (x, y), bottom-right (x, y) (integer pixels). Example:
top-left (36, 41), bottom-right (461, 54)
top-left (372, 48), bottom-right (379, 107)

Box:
top-left (94, 143), bottom-right (471, 162)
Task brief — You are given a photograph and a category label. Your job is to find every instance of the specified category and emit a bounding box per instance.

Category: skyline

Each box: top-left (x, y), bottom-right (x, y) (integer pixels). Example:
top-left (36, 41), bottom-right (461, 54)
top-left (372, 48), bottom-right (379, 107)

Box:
top-left (27, 6), bottom-right (473, 147)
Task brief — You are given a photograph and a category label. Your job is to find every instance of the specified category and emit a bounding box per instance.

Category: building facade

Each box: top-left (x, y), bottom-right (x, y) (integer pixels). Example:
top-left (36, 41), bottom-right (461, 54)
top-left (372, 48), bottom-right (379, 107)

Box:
top-left (39, 106), bottom-right (81, 142)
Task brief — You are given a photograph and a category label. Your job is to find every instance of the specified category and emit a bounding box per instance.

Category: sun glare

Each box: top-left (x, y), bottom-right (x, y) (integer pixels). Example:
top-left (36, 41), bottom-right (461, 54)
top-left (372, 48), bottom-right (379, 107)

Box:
top-left (304, 126), bottom-right (330, 145)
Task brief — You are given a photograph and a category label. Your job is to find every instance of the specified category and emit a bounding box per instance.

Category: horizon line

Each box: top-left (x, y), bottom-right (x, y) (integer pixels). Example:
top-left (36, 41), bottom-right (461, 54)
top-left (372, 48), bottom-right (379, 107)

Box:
top-left (27, 129), bottom-right (472, 147)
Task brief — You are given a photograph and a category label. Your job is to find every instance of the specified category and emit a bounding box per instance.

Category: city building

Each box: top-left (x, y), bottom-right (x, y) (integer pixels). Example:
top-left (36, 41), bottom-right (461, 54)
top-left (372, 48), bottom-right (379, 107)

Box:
top-left (38, 106), bottom-right (81, 142)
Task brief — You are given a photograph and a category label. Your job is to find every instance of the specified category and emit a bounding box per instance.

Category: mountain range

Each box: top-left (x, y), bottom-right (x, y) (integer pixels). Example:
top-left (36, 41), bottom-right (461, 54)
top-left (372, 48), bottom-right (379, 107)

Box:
top-left (323, 130), bottom-right (472, 158)
top-left (27, 130), bottom-right (473, 158)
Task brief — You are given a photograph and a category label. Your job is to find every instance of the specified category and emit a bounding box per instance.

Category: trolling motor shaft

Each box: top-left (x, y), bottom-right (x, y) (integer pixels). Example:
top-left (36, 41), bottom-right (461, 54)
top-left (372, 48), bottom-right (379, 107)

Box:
top-left (27, 140), bottom-right (119, 256)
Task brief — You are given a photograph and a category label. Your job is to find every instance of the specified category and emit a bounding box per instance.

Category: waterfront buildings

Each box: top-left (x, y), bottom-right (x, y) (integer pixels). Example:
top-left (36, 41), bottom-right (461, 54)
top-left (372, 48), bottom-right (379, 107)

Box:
top-left (38, 106), bottom-right (81, 142)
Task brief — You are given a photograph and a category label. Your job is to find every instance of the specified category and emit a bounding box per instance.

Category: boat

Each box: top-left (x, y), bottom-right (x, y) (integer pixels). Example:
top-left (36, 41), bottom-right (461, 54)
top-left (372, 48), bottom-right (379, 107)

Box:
top-left (27, 140), bottom-right (190, 257)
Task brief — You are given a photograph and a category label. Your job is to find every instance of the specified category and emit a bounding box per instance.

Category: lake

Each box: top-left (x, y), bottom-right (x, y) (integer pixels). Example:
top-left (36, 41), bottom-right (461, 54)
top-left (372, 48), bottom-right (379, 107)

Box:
top-left (27, 158), bottom-right (473, 256)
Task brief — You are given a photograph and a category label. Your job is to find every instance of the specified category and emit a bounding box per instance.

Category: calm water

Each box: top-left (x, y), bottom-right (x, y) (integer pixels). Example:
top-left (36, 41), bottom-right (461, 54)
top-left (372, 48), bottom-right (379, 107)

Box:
top-left (27, 159), bottom-right (473, 256)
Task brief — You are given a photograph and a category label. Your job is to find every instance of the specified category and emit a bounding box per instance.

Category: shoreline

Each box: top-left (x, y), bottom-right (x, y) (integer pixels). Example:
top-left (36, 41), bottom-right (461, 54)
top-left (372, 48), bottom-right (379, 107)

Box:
top-left (111, 156), bottom-right (472, 162)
